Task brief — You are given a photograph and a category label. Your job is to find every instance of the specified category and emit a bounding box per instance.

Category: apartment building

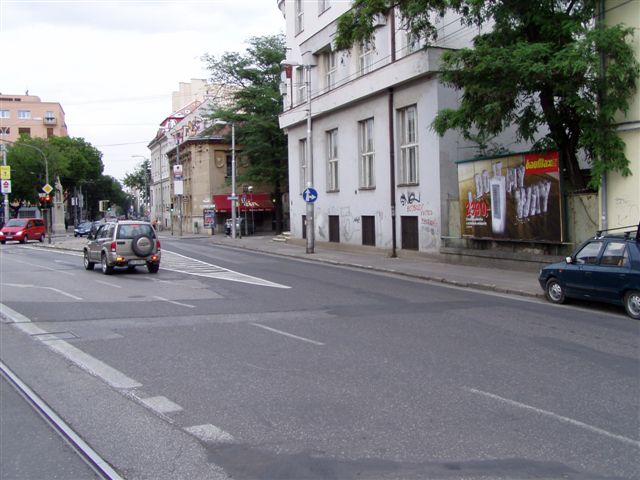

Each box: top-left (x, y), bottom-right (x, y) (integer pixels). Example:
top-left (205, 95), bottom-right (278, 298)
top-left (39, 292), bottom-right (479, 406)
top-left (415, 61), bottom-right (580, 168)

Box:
top-left (0, 94), bottom-right (68, 142)
top-left (278, 0), bottom-right (481, 254)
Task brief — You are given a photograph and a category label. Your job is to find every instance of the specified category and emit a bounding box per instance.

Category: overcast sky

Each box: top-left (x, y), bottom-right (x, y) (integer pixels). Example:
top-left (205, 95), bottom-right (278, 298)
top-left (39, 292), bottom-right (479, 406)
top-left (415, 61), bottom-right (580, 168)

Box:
top-left (1, 0), bottom-right (285, 180)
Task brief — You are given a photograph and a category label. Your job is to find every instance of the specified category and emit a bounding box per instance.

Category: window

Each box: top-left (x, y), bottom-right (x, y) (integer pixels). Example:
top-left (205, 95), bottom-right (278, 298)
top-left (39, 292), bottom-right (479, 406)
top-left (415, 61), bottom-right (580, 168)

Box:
top-left (326, 129), bottom-right (338, 191)
top-left (398, 105), bottom-right (418, 185)
top-left (47, 128), bottom-right (54, 137)
top-left (358, 40), bottom-right (374, 75)
top-left (0, 110), bottom-right (9, 118)
top-left (17, 110), bottom-right (31, 119)
top-left (575, 241), bottom-right (603, 265)
top-left (0, 127), bottom-right (9, 136)
top-left (296, 67), bottom-right (307, 105)
top-left (18, 127), bottom-right (31, 137)
top-left (299, 139), bottom-right (307, 193)
top-left (324, 51), bottom-right (337, 90)
top-left (600, 242), bottom-right (628, 267)
top-left (406, 31), bottom-right (421, 54)
top-left (295, 0), bottom-right (304, 34)
top-left (226, 153), bottom-right (232, 178)
top-left (319, 0), bottom-right (330, 14)
top-left (359, 118), bottom-right (375, 188)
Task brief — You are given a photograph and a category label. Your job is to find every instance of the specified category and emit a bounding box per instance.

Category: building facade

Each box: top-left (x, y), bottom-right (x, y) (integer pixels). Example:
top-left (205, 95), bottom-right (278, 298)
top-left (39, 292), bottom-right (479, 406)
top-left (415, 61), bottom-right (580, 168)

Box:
top-left (603, 0), bottom-right (640, 231)
top-left (277, 1), bottom-right (482, 254)
top-left (0, 94), bottom-right (67, 142)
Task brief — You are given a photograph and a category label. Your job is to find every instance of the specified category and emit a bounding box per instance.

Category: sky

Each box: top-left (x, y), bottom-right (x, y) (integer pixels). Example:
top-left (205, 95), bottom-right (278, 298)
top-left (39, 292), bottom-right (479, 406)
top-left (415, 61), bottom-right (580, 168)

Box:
top-left (0, 0), bottom-right (285, 181)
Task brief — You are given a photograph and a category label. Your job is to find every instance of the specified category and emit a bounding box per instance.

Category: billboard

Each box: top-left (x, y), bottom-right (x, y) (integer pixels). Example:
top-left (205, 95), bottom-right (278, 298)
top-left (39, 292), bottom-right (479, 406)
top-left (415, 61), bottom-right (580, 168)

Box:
top-left (457, 151), bottom-right (562, 242)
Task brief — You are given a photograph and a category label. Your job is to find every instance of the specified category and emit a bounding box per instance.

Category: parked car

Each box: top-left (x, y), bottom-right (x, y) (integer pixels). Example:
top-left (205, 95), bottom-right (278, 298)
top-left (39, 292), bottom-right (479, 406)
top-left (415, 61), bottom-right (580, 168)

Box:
top-left (0, 218), bottom-right (46, 244)
top-left (538, 225), bottom-right (640, 319)
top-left (83, 220), bottom-right (161, 274)
top-left (74, 221), bottom-right (93, 237)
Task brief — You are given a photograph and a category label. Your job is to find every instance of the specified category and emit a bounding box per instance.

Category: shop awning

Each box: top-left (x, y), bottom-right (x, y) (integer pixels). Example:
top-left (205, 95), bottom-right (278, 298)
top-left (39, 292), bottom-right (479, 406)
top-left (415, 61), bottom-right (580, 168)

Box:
top-left (212, 193), bottom-right (274, 213)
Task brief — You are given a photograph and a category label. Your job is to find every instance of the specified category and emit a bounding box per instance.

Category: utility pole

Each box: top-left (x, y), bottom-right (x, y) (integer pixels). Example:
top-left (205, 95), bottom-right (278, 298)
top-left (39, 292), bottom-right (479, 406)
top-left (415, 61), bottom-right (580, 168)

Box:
top-left (1, 144), bottom-right (8, 224)
top-left (304, 64), bottom-right (315, 254)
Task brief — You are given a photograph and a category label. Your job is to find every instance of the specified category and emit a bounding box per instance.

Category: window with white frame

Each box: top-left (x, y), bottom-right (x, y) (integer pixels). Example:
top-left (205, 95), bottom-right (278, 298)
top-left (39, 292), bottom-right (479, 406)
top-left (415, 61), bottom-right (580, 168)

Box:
top-left (295, 0), bottom-right (304, 34)
top-left (299, 138), bottom-right (307, 193)
top-left (296, 67), bottom-right (307, 105)
top-left (0, 127), bottom-right (9, 136)
top-left (0, 110), bottom-right (9, 118)
top-left (359, 118), bottom-right (375, 188)
top-left (324, 51), bottom-right (337, 91)
top-left (398, 105), bottom-right (418, 185)
top-left (319, 0), bottom-right (330, 14)
top-left (17, 110), bottom-right (31, 119)
top-left (358, 40), bottom-right (374, 75)
top-left (326, 129), bottom-right (338, 191)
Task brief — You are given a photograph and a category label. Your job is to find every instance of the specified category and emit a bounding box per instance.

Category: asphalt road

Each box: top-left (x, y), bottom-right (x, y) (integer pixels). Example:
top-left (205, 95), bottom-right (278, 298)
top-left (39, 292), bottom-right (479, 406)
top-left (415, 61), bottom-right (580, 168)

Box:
top-left (0, 238), bottom-right (638, 479)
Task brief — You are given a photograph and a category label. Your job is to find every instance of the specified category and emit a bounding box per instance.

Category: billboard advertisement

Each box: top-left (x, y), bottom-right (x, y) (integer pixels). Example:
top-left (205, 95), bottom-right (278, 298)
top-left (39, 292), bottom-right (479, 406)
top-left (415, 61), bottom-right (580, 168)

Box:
top-left (457, 151), bottom-right (562, 242)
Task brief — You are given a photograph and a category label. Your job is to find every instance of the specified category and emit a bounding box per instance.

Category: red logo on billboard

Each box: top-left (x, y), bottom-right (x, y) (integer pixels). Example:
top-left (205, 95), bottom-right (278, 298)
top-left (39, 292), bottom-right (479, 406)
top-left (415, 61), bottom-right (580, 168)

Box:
top-left (524, 151), bottom-right (559, 175)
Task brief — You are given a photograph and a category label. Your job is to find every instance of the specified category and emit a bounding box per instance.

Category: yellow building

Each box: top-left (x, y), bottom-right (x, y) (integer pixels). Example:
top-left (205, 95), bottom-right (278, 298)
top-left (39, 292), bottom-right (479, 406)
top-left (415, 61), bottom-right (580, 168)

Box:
top-left (0, 94), bottom-right (68, 142)
top-left (604, 0), bottom-right (640, 230)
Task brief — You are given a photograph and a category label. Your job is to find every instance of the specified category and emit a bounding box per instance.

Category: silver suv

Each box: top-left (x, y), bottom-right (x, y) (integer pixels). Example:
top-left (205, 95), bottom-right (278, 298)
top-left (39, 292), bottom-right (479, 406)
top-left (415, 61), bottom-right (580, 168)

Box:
top-left (84, 220), bottom-right (161, 274)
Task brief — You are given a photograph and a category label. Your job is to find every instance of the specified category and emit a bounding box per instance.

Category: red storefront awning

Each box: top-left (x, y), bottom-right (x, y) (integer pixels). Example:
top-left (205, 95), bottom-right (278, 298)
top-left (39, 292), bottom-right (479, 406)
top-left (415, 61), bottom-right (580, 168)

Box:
top-left (213, 193), bottom-right (274, 213)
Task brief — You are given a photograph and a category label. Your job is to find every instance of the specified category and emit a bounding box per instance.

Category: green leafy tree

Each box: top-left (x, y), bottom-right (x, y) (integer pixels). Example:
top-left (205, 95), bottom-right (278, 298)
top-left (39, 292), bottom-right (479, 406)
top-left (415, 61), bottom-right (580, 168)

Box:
top-left (123, 159), bottom-right (151, 209)
top-left (88, 175), bottom-right (128, 220)
top-left (336, 0), bottom-right (639, 190)
top-left (50, 136), bottom-right (104, 190)
top-left (202, 34), bottom-right (288, 232)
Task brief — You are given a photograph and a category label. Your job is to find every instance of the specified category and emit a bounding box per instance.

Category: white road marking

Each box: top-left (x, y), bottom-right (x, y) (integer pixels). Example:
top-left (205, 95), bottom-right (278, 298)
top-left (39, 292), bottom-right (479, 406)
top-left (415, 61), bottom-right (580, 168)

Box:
top-left (1, 283), bottom-right (83, 301)
top-left (153, 295), bottom-right (196, 308)
top-left (464, 387), bottom-right (640, 448)
top-left (162, 250), bottom-right (290, 289)
top-left (1, 303), bottom-right (142, 390)
top-left (139, 396), bottom-right (183, 414)
top-left (95, 279), bottom-right (123, 288)
top-left (9, 258), bottom-right (74, 275)
top-left (186, 424), bottom-right (235, 443)
top-left (250, 322), bottom-right (325, 346)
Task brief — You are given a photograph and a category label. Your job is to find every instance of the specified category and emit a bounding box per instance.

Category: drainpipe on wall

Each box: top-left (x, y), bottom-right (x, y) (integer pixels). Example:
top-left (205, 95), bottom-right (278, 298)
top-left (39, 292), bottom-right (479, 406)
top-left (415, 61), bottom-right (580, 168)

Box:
top-left (388, 87), bottom-right (397, 257)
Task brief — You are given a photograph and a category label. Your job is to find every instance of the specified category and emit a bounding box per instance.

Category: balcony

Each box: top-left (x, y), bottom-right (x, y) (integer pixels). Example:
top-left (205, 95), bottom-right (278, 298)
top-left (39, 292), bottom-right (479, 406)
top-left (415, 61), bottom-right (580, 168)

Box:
top-left (43, 117), bottom-right (57, 125)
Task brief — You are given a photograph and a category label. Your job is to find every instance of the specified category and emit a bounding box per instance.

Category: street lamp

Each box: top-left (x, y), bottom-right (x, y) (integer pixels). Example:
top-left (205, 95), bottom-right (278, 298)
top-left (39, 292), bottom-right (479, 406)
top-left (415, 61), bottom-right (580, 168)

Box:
top-left (213, 119), bottom-right (237, 239)
top-left (283, 59), bottom-right (315, 253)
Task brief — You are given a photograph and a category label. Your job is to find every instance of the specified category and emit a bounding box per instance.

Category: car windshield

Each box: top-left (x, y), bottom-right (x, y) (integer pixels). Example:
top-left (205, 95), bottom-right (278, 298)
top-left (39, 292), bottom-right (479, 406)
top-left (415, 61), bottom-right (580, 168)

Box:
top-left (116, 224), bottom-right (154, 239)
top-left (6, 219), bottom-right (27, 227)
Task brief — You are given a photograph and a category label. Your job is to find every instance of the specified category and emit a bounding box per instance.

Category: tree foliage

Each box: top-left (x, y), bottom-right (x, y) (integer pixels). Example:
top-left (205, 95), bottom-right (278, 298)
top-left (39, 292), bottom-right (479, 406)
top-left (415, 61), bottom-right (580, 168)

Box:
top-left (123, 158), bottom-right (151, 204)
top-left (336, 0), bottom-right (639, 190)
top-left (202, 34), bottom-right (288, 232)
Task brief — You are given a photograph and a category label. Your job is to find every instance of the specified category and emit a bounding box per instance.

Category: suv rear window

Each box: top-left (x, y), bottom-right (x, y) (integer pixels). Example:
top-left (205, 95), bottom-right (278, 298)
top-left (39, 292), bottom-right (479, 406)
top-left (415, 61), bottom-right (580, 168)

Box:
top-left (116, 224), bottom-right (155, 240)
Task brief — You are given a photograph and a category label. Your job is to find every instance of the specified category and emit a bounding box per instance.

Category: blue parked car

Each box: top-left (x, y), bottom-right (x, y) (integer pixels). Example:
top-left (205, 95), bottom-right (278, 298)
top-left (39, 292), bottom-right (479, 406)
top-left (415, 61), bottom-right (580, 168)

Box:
top-left (74, 221), bottom-right (93, 237)
top-left (538, 224), bottom-right (640, 319)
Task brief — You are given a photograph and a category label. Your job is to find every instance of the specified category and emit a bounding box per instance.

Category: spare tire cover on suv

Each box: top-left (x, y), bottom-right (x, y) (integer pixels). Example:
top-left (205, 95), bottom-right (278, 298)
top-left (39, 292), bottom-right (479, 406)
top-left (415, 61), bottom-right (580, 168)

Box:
top-left (132, 235), bottom-right (154, 256)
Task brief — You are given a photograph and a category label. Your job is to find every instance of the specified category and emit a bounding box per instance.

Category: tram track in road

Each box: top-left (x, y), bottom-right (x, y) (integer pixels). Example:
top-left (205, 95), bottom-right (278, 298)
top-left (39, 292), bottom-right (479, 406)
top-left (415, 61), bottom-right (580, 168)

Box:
top-left (0, 360), bottom-right (124, 480)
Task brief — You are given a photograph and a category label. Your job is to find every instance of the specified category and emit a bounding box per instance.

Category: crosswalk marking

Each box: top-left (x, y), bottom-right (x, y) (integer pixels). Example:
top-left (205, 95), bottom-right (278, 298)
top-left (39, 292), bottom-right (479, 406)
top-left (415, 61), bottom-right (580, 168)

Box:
top-left (160, 250), bottom-right (290, 289)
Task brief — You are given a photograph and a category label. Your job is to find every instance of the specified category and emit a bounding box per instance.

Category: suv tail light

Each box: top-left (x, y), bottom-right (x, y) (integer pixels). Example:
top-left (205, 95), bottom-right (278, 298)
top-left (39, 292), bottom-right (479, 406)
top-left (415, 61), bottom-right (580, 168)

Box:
top-left (110, 241), bottom-right (117, 252)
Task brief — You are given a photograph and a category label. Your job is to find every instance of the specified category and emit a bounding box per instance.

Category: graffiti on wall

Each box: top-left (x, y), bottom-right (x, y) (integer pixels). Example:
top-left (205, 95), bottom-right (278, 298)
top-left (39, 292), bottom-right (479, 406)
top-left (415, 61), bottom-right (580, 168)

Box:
top-left (399, 190), bottom-right (440, 250)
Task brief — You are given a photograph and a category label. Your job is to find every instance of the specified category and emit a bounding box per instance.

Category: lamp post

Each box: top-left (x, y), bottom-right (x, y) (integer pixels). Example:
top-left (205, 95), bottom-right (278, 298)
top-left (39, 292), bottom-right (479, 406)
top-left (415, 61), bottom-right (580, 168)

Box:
top-left (0, 139), bottom-right (51, 243)
top-left (214, 119), bottom-right (237, 239)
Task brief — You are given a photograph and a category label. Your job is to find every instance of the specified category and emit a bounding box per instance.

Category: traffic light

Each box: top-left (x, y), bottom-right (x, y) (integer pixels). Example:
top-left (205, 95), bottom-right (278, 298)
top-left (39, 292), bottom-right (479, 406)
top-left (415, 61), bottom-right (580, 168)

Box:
top-left (170, 203), bottom-right (174, 212)
top-left (40, 195), bottom-right (51, 208)
top-left (106, 201), bottom-right (111, 212)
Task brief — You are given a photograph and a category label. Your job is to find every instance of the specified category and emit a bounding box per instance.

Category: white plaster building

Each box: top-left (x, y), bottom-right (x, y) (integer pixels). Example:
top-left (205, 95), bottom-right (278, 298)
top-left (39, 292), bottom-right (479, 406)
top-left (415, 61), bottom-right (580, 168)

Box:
top-left (277, 0), bottom-right (481, 255)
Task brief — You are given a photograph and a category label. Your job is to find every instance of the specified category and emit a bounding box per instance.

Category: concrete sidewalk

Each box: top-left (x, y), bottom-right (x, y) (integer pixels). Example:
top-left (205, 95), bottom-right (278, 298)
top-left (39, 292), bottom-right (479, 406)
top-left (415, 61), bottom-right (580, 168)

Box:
top-left (36, 231), bottom-right (546, 299)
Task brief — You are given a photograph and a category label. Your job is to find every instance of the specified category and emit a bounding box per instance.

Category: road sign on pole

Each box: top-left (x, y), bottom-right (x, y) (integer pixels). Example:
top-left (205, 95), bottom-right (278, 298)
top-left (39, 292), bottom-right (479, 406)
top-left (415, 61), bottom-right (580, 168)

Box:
top-left (302, 187), bottom-right (318, 203)
top-left (1, 179), bottom-right (10, 194)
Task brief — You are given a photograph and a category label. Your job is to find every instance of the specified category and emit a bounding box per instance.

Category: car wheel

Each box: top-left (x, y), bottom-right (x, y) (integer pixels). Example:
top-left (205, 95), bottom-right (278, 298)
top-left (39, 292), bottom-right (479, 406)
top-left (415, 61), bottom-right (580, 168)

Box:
top-left (545, 278), bottom-right (566, 304)
top-left (83, 251), bottom-right (95, 271)
top-left (132, 235), bottom-right (154, 256)
top-left (624, 291), bottom-right (640, 320)
top-left (101, 254), bottom-right (114, 275)
top-left (147, 262), bottom-right (159, 274)
top-left (21, 234), bottom-right (28, 244)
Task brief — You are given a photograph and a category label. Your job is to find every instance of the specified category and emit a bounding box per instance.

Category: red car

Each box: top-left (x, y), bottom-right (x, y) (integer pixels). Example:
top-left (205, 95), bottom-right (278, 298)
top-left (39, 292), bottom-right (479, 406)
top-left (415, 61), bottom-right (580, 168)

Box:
top-left (0, 218), bottom-right (46, 244)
